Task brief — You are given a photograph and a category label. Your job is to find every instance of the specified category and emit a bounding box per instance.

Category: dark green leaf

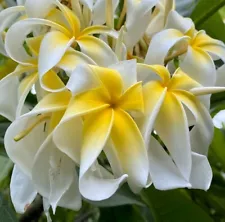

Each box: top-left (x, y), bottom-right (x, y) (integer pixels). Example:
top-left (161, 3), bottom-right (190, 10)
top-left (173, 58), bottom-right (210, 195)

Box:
top-left (210, 128), bottom-right (225, 169)
top-left (0, 193), bottom-right (18, 222)
top-left (141, 187), bottom-right (213, 222)
top-left (99, 205), bottom-right (149, 222)
top-left (191, 0), bottom-right (225, 42)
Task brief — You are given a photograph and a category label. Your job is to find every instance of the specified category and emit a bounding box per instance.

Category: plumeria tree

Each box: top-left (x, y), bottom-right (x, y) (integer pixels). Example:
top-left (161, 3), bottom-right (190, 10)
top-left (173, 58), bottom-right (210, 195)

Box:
top-left (0, 0), bottom-right (225, 221)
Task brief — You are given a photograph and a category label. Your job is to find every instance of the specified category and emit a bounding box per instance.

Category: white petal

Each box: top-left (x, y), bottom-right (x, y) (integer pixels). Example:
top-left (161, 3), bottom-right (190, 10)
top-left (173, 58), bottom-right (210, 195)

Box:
top-left (165, 10), bottom-right (194, 33)
top-left (213, 110), bottom-right (225, 129)
top-left (38, 31), bottom-right (74, 78)
top-left (145, 29), bottom-right (188, 65)
top-left (189, 152), bottom-right (212, 190)
top-left (5, 114), bottom-right (48, 176)
top-left (32, 135), bottom-right (76, 213)
top-left (92, 0), bottom-right (119, 25)
top-left (0, 5), bottom-right (25, 56)
top-left (77, 36), bottom-right (118, 66)
top-left (216, 65), bottom-right (225, 87)
top-left (16, 72), bottom-right (38, 118)
top-left (10, 165), bottom-right (37, 214)
top-left (79, 162), bottom-right (127, 201)
top-left (57, 49), bottom-right (96, 75)
top-left (66, 64), bottom-right (99, 96)
top-left (154, 92), bottom-right (192, 180)
top-left (190, 87), bottom-right (225, 96)
top-left (125, 0), bottom-right (158, 49)
top-left (0, 72), bottom-right (19, 121)
top-left (25, 0), bottom-right (55, 18)
top-left (57, 171), bottom-right (82, 211)
top-left (53, 117), bottom-right (83, 164)
top-left (109, 59), bottom-right (137, 90)
top-left (148, 136), bottom-right (190, 190)
top-left (174, 91), bottom-right (214, 155)
top-left (180, 46), bottom-right (216, 86)
top-left (5, 18), bottom-right (69, 64)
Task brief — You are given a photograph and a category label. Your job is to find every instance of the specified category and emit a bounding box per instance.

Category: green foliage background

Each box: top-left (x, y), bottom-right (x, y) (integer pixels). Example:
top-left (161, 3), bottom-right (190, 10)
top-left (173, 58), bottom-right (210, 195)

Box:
top-left (1, 0), bottom-right (225, 221)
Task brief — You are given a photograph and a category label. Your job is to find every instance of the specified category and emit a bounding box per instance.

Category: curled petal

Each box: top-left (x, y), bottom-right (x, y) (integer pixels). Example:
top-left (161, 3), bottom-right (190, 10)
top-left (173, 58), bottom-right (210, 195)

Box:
top-left (10, 165), bottom-right (37, 214)
top-left (192, 30), bottom-right (225, 62)
top-left (165, 10), bottom-right (194, 35)
top-left (145, 29), bottom-right (188, 65)
top-left (125, 0), bottom-right (158, 49)
top-left (38, 31), bottom-right (74, 79)
top-left (77, 36), bottom-right (118, 66)
top-left (5, 18), bottom-right (69, 64)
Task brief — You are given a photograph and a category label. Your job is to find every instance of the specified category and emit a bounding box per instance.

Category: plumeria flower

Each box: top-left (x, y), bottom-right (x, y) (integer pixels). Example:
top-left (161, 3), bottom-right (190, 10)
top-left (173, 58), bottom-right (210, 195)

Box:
top-left (0, 33), bottom-right (94, 121)
top-left (146, 0), bottom-right (174, 37)
top-left (145, 10), bottom-right (225, 86)
top-left (0, 0), bottom-right (25, 56)
top-left (5, 83), bottom-right (82, 212)
top-left (5, 0), bottom-right (119, 86)
top-left (136, 64), bottom-right (225, 190)
top-left (124, 0), bottom-right (159, 50)
top-left (53, 60), bottom-right (149, 201)
top-left (213, 110), bottom-right (225, 129)
top-left (80, 0), bottom-right (119, 26)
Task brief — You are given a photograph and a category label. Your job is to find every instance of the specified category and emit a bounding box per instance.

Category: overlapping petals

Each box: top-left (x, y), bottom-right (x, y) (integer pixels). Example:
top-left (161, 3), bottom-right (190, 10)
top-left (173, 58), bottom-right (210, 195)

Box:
top-left (145, 10), bottom-right (225, 86)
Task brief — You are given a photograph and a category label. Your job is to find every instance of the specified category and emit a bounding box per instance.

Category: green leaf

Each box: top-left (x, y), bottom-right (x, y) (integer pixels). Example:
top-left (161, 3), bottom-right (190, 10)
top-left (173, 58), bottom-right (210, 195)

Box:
top-left (210, 128), bottom-right (225, 169)
top-left (99, 205), bottom-right (149, 222)
top-left (141, 187), bottom-right (213, 222)
top-left (86, 184), bottom-right (145, 207)
top-left (191, 0), bottom-right (225, 42)
top-left (0, 156), bottom-right (13, 182)
top-left (0, 193), bottom-right (18, 222)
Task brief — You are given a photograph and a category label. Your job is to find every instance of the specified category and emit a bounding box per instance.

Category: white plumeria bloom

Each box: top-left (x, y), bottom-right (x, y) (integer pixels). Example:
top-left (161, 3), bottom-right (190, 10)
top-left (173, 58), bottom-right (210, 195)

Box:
top-left (0, 33), bottom-right (95, 121)
top-left (124, 0), bottom-right (159, 50)
top-left (213, 110), bottom-right (225, 129)
top-left (145, 10), bottom-right (225, 87)
top-left (53, 59), bottom-right (149, 201)
top-left (5, 88), bottom-right (82, 212)
top-left (136, 64), bottom-right (225, 190)
top-left (5, 0), bottom-right (119, 85)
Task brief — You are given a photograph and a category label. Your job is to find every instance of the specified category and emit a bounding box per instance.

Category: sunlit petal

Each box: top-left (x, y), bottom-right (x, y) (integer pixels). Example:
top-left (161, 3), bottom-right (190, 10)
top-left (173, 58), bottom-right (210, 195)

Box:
top-left (180, 46), bottom-right (216, 86)
top-left (77, 36), bottom-right (118, 66)
top-left (38, 31), bottom-right (74, 77)
top-left (155, 92), bottom-right (192, 180)
top-left (111, 109), bottom-right (148, 193)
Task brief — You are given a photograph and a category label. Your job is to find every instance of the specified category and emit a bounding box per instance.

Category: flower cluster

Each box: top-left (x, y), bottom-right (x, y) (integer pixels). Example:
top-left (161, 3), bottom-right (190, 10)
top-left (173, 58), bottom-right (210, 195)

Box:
top-left (0, 0), bottom-right (225, 217)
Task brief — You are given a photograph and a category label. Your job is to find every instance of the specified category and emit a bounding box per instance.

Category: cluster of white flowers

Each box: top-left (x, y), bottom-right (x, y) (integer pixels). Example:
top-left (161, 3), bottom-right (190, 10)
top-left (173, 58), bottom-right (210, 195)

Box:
top-left (0, 0), bottom-right (225, 217)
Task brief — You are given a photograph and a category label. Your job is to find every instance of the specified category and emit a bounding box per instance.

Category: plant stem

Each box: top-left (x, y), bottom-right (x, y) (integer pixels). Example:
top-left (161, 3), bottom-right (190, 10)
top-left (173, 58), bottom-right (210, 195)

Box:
top-left (116, 0), bottom-right (127, 30)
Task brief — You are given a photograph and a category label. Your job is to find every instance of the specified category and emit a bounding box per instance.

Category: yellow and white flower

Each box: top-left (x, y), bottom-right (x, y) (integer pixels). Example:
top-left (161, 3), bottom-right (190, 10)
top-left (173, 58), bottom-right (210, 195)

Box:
top-left (5, 0), bottom-right (119, 86)
top-left (53, 60), bottom-right (149, 200)
top-left (145, 10), bottom-right (225, 86)
top-left (5, 85), bottom-right (82, 212)
top-left (137, 64), bottom-right (225, 190)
